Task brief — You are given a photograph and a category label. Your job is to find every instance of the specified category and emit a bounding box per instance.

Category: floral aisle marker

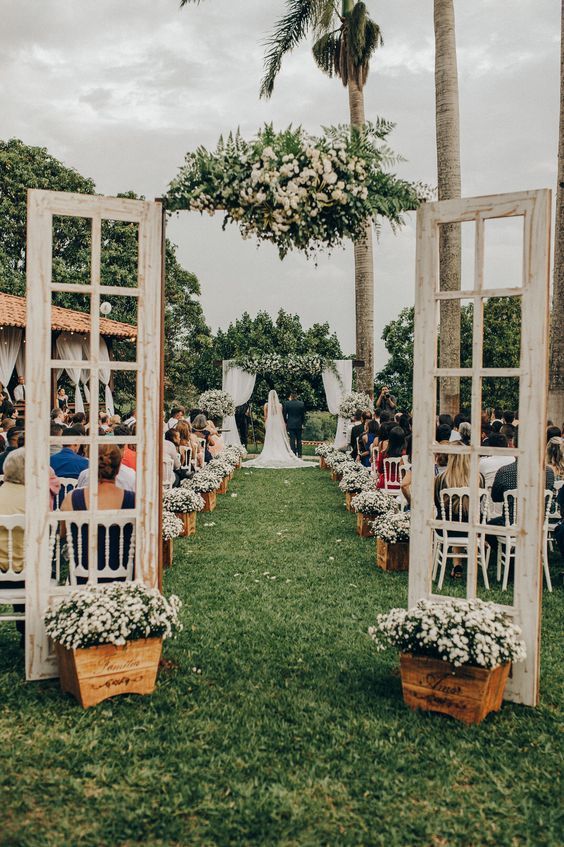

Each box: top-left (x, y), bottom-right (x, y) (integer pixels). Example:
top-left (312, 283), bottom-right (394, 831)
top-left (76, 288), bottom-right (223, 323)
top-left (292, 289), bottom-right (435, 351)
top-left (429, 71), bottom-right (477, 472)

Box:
top-left (338, 391), bottom-right (373, 419)
top-left (167, 123), bottom-right (426, 258)
top-left (44, 583), bottom-right (182, 708)
top-left (162, 511), bottom-right (184, 567)
top-left (372, 511), bottom-right (410, 571)
top-left (351, 490), bottom-right (399, 537)
top-left (369, 599), bottom-right (526, 724)
top-left (163, 487), bottom-right (205, 538)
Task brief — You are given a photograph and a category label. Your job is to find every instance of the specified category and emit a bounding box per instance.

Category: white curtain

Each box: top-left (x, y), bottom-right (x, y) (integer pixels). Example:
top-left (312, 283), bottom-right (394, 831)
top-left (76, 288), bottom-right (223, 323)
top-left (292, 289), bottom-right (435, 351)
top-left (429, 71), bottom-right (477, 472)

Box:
top-left (15, 341), bottom-right (25, 380)
top-left (221, 360), bottom-right (256, 447)
top-left (322, 359), bottom-right (353, 449)
top-left (55, 332), bottom-right (85, 413)
top-left (0, 327), bottom-right (22, 399)
top-left (98, 337), bottom-right (115, 416)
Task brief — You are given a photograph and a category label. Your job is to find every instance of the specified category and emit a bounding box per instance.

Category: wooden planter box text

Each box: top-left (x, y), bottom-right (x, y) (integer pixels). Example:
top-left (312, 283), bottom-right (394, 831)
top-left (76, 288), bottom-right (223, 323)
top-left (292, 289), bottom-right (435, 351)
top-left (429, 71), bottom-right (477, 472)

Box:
top-left (400, 654), bottom-right (511, 725)
top-left (376, 539), bottom-right (409, 571)
top-left (56, 637), bottom-right (162, 709)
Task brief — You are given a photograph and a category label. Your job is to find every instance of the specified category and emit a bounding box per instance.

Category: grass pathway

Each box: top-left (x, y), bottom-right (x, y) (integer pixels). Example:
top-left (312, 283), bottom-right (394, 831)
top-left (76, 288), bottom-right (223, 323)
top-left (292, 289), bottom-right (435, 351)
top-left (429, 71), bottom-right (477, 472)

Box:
top-left (0, 466), bottom-right (562, 846)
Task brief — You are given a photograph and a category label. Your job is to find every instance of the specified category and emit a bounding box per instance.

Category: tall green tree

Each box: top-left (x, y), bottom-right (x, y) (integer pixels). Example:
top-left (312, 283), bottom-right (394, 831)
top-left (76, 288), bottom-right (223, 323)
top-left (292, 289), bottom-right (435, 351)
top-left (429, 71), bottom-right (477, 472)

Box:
top-left (548, 4), bottom-right (564, 425)
top-left (0, 138), bottom-right (212, 409)
top-left (434, 0), bottom-right (462, 415)
top-left (194, 308), bottom-right (344, 410)
top-left (259, 0), bottom-right (382, 397)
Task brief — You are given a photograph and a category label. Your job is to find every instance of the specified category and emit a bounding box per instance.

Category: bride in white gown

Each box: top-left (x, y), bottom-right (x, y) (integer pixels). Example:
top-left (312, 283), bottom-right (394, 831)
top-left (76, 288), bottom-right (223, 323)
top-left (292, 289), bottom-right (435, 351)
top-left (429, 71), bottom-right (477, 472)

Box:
top-left (245, 390), bottom-right (312, 469)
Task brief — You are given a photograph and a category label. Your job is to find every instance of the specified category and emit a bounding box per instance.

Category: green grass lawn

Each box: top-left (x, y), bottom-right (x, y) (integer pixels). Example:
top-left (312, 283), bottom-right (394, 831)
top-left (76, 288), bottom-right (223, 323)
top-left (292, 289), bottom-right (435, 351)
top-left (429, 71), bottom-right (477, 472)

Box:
top-left (0, 467), bottom-right (562, 846)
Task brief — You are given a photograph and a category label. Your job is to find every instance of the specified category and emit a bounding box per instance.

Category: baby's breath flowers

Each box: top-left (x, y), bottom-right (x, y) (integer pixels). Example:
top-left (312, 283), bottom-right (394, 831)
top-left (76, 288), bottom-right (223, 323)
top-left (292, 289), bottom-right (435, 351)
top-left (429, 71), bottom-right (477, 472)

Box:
top-left (182, 467), bottom-right (223, 493)
top-left (339, 466), bottom-right (374, 494)
top-left (371, 510), bottom-right (410, 543)
top-left (163, 487), bottom-right (205, 514)
top-left (198, 390), bottom-right (235, 418)
top-left (338, 391), bottom-right (373, 419)
top-left (369, 599), bottom-right (526, 669)
top-left (162, 510), bottom-right (184, 540)
top-left (44, 582), bottom-right (182, 650)
top-left (351, 490), bottom-right (399, 517)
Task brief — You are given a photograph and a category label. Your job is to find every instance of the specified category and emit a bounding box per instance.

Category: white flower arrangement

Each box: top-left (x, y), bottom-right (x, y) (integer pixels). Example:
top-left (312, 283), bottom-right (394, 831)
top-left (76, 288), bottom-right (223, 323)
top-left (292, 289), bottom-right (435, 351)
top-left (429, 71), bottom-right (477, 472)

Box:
top-left (324, 451), bottom-right (354, 471)
top-left (338, 391), bottom-right (373, 419)
top-left (198, 389), bottom-right (235, 418)
top-left (371, 510), bottom-right (410, 543)
top-left (207, 457), bottom-right (234, 478)
top-left (182, 467), bottom-right (223, 493)
top-left (368, 598), bottom-right (526, 669)
top-left (163, 487), bottom-right (205, 514)
top-left (222, 445), bottom-right (246, 462)
top-left (162, 510), bottom-right (184, 540)
top-left (339, 467), bottom-right (374, 494)
top-left (43, 582), bottom-right (183, 650)
top-left (315, 443), bottom-right (333, 458)
top-left (168, 123), bottom-right (424, 259)
top-left (351, 489), bottom-right (400, 516)
top-left (231, 352), bottom-right (339, 379)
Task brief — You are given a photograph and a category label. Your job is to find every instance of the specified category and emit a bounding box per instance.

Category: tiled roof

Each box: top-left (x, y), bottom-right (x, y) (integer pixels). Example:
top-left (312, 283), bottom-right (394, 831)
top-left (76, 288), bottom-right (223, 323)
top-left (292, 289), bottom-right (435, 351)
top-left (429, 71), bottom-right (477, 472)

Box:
top-left (0, 291), bottom-right (137, 339)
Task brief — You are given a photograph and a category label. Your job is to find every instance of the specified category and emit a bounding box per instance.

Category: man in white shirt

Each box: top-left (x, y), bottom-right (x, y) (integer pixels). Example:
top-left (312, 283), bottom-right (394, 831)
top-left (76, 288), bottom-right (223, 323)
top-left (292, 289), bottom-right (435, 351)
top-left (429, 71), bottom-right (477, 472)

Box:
top-left (167, 405), bottom-right (185, 430)
top-left (76, 462), bottom-right (136, 492)
top-left (13, 376), bottom-right (25, 402)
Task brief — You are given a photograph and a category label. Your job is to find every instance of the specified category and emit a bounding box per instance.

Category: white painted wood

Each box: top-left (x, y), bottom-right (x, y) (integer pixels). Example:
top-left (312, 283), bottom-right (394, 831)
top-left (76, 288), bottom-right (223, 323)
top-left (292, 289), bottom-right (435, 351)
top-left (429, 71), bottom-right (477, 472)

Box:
top-left (25, 190), bottom-right (163, 680)
top-left (409, 189), bottom-right (551, 707)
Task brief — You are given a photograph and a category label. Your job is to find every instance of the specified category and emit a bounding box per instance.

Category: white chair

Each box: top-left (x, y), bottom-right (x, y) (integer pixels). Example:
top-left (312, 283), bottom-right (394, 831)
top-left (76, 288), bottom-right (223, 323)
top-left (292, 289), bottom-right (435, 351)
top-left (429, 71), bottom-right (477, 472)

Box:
top-left (179, 445), bottom-right (192, 471)
top-left (0, 514), bottom-right (26, 622)
top-left (547, 488), bottom-right (561, 553)
top-left (498, 489), bottom-right (553, 592)
top-left (163, 456), bottom-right (175, 490)
top-left (54, 477), bottom-right (77, 510)
top-left (432, 487), bottom-right (490, 590)
top-left (381, 457), bottom-right (410, 495)
top-left (65, 514), bottom-right (136, 585)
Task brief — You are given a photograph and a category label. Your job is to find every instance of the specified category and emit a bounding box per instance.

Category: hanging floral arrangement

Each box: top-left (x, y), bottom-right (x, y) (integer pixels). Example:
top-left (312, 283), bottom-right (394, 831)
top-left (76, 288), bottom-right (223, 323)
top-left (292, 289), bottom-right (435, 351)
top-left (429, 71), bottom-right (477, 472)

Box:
top-left (167, 123), bottom-right (428, 258)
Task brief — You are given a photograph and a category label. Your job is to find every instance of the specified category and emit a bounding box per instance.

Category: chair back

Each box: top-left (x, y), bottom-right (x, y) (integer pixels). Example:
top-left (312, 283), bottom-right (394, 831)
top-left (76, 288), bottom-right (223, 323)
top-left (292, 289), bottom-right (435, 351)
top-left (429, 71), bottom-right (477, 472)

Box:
top-left (0, 513), bottom-right (25, 581)
top-left (179, 445), bottom-right (192, 470)
top-left (66, 514), bottom-right (136, 585)
top-left (438, 486), bottom-right (488, 525)
top-left (54, 477), bottom-right (77, 510)
top-left (383, 456), bottom-right (409, 489)
top-left (163, 456), bottom-right (175, 489)
top-left (502, 488), bottom-right (552, 529)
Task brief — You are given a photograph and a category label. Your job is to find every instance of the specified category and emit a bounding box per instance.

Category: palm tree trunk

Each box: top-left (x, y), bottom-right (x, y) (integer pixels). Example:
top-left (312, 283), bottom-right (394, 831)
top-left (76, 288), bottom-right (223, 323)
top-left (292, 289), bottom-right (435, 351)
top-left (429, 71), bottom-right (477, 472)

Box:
top-left (548, 3), bottom-right (564, 426)
top-left (348, 75), bottom-right (375, 396)
top-left (434, 0), bottom-right (462, 416)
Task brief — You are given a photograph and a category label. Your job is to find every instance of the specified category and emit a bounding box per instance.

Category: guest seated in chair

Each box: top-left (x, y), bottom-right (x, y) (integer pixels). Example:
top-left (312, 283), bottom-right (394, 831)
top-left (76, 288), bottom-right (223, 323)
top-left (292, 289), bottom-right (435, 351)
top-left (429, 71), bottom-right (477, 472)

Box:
top-left (60, 444), bottom-right (135, 583)
top-left (0, 448), bottom-right (26, 640)
top-left (50, 425), bottom-right (89, 479)
top-left (192, 414), bottom-right (221, 463)
top-left (376, 426), bottom-right (407, 489)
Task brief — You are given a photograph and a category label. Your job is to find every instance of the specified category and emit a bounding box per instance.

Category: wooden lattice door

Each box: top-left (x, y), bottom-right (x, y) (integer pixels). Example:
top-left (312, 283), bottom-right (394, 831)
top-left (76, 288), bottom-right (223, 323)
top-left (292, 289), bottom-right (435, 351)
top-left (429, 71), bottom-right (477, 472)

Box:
top-left (409, 189), bottom-right (551, 706)
top-left (25, 190), bottom-right (164, 680)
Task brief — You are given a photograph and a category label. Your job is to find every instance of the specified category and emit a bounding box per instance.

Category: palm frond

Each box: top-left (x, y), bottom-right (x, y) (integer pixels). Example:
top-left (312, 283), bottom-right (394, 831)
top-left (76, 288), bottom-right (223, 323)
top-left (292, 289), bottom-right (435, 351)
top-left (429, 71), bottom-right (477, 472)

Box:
top-left (345, 4), bottom-right (383, 89)
top-left (260, 0), bottom-right (322, 99)
top-left (313, 0), bottom-right (340, 38)
top-left (179, 0), bottom-right (206, 6)
top-left (312, 31), bottom-right (341, 78)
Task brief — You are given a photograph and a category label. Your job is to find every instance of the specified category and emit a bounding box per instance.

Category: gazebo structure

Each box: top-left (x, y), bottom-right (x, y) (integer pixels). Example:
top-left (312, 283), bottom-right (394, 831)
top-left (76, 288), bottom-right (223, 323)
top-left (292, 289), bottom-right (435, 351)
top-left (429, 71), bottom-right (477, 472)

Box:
top-left (0, 291), bottom-right (137, 412)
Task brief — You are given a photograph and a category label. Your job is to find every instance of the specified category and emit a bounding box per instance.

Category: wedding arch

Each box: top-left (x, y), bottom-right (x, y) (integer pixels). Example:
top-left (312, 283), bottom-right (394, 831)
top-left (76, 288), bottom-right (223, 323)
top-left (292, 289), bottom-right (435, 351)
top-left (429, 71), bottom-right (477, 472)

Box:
top-left (221, 357), bottom-right (353, 450)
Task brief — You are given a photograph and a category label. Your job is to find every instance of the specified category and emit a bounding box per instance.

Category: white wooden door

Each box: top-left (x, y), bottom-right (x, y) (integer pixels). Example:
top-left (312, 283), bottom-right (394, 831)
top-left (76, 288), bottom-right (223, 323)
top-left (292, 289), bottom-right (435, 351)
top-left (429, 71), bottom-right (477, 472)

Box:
top-left (409, 189), bottom-right (551, 706)
top-left (25, 190), bottom-right (163, 680)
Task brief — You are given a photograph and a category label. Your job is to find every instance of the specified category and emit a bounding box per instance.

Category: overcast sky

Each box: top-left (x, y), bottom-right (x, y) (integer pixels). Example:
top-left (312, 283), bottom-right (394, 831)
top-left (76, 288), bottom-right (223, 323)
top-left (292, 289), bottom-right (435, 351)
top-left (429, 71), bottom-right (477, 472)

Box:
top-left (2, 0), bottom-right (559, 367)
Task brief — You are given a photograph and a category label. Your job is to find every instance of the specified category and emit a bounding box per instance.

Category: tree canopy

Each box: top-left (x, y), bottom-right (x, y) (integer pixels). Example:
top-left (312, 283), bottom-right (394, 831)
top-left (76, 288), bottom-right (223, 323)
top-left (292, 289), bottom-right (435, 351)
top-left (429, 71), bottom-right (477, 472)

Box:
top-left (192, 308), bottom-right (345, 410)
top-left (0, 138), bottom-right (212, 408)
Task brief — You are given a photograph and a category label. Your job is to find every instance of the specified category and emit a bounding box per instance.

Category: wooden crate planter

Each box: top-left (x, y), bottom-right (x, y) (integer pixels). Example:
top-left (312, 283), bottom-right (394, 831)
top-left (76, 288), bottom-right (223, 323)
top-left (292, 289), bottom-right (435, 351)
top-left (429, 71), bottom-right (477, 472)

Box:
top-left (345, 491), bottom-right (353, 511)
top-left (319, 457), bottom-right (328, 470)
top-left (178, 511), bottom-right (196, 537)
top-left (399, 654), bottom-right (511, 725)
top-left (356, 513), bottom-right (374, 537)
top-left (217, 476), bottom-right (229, 495)
top-left (331, 470), bottom-right (343, 483)
top-left (162, 538), bottom-right (173, 569)
top-left (202, 491), bottom-right (217, 512)
top-left (376, 539), bottom-right (409, 571)
top-left (56, 637), bottom-right (163, 709)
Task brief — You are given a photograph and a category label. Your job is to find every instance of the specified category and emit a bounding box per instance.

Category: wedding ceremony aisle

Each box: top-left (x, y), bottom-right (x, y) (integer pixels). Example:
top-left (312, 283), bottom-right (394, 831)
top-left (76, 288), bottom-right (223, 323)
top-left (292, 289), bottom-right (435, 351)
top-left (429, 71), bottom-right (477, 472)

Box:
top-left (0, 466), bottom-right (561, 847)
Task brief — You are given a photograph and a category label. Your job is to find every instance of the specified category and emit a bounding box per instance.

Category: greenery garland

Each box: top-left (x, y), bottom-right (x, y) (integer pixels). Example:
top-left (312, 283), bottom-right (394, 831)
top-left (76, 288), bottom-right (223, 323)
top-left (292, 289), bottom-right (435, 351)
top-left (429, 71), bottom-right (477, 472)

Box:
top-left (167, 123), bottom-right (429, 258)
top-left (229, 352), bottom-right (340, 378)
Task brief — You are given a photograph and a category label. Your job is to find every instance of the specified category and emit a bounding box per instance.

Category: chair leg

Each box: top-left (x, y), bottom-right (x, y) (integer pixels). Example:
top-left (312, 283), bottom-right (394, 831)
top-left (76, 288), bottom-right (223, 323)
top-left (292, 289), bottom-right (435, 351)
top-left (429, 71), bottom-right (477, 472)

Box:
top-left (479, 540), bottom-right (490, 590)
top-left (542, 535), bottom-right (553, 593)
top-left (437, 542), bottom-right (449, 590)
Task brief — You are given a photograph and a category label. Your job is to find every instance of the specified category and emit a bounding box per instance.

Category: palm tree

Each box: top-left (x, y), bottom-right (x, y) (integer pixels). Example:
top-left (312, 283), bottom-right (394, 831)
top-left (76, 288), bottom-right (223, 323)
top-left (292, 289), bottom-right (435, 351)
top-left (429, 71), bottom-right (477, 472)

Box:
top-left (260, 1), bottom-right (382, 395)
top-left (434, 0), bottom-right (462, 416)
top-left (548, 5), bottom-right (564, 426)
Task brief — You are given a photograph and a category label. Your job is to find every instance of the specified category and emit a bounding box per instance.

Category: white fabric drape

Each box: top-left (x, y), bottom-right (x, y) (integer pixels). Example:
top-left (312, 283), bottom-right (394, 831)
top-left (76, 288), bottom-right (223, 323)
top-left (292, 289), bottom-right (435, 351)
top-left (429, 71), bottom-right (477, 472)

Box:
top-left (0, 327), bottom-right (22, 399)
top-left (15, 342), bottom-right (25, 380)
top-left (221, 360), bottom-right (256, 447)
top-left (55, 332), bottom-right (85, 413)
top-left (98, 337), bottom-right (115, 416)
top-left (322, 359), bottom-right (353, 449)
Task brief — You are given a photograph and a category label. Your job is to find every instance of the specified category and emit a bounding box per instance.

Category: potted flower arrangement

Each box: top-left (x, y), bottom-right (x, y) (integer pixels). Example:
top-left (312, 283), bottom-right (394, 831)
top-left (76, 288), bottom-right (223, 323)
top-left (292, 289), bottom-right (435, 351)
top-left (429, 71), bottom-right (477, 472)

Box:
top-left (369, 599), bottom-right (526, 724)
top-left (44, 582), bottom-right (182, 708)
top-left (162, 510), bottom-right (184, 567)
top-left (207, 456), bottom-right (235, 494)
top-left (325, 451), bottom-right (353, 482)
top-left (339, 466), bottom-right (374, 510)
top-left (183, 468), bottom-right (223, 511)
top-left (198, 389), bottom-right (235, 423)
top-left (338, 391), bottom-right (373, 420)
top-left (351, 490), bottom-right (399, 537)
top-left (372, 510), bottom-right (410, 571)
top-left (315, 442), bottom-right (330, 469)
top-left (163, 487), bottom-right (205, 537)
top-left (223, 444), bottom-right (246, 468)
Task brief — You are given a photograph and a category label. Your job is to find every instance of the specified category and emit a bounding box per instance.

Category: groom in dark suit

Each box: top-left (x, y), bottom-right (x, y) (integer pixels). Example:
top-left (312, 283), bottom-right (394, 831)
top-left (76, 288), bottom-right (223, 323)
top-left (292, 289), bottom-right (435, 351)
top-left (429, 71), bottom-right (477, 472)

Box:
top-left (283, 391), bottom-right (306, 457)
